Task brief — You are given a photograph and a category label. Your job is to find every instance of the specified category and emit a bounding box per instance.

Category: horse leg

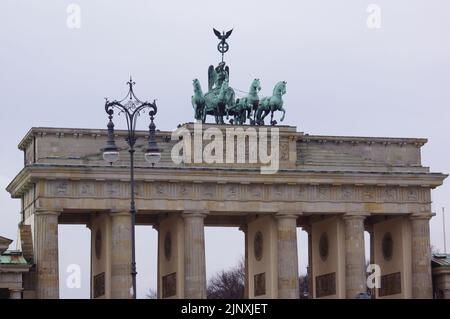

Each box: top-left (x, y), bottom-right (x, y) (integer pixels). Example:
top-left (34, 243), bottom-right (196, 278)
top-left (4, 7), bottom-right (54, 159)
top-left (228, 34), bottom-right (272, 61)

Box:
top-left (202, 109), bottom-right (206, 123)
top-left (255, 108), bottom-right (263, 125)
top-left (280, 107), bottom-right (286, 122)
top-left (262, 109), bottom-right (270, 122)
top-left (270, 111), bottom-right (277, 126)
top-left (197, 106), bottom-right (203, 121)
top-left (238, 111), bottom-right (243, 125)
top-left (226, 106), bottom-right (231, 120)
top-left (217, 111), bottom-right (223, 124)
top-left (249, 108), bottom-right (255, 125)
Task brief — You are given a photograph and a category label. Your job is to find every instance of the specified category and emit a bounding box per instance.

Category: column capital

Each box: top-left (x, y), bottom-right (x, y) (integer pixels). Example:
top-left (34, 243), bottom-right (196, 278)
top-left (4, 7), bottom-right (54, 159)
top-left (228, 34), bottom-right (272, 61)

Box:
top-left (34, 209), bottom-right (61, 216)
top-left (109, 211), bottom-right (131, 218)
top-left (9, 288), bottom-right (23, 292)
top-left (342, 213), bottom-right (369, 221)
top-left (182, 210), bottom-right (209, 218)
top-left (275, 211), bottom-right (300, 219)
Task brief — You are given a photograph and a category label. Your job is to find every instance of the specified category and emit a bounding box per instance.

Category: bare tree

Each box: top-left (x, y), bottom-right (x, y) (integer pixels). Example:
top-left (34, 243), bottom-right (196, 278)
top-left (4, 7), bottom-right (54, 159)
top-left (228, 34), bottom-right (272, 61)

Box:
top-left (146, 288), bottom-right (157, 299)
top-left (207, 258), bottom-right (245, 299)
top-left (298, 274), bottom-right (309, 299)
top-left (430, 245), bottom-right (441, 255)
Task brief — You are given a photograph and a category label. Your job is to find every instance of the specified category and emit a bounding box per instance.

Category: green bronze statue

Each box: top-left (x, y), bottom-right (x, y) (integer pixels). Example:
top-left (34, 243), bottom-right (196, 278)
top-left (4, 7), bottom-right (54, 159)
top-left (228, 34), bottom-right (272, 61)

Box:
top-left (226, 78), bottom-right (261, 125)
top-left (192, 73), bottom-right (233, 124)
top-left (191, 61), bottom-right (236, 124)
top-left (255, 81), bottom-right (287, 125)
top-left (191, 79), bottom-right (205, 121)
top-left (190, 28), bottom-right (287, 126)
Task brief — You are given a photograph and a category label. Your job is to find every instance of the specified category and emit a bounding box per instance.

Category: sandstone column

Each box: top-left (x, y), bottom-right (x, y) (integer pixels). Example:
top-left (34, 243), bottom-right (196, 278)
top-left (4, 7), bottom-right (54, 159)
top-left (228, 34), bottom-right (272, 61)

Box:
top-left (34, 210), bottom-right (60, 299)
top-left (410, 213), bottom-right (433, 299)
top-left (183, 211), bottom-right (207, 299)
top-left (9, 288), bottom-right (23, 299)
top-left (110, 211), bottom-right (132, 299)
top-left (276, 213), bottom-right (299, 299)
top-left (343, 214), bottom-right (367, 299)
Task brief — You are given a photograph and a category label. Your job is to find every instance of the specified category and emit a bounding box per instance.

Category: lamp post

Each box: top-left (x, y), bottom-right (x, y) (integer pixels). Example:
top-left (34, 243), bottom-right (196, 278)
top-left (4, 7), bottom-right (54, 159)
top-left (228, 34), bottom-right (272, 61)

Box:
top-left (102, 77), bottom-right (161, 299)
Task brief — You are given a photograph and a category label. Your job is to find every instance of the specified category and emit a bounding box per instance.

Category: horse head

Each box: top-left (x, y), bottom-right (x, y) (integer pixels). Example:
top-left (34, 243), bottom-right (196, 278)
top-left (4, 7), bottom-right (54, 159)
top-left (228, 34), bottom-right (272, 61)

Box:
top-left (251, 78), bottom-right (261, 93)
top-left (273, 81), bottom-right (287, 96)
top-left (193, 78), bottom-right (204, 95)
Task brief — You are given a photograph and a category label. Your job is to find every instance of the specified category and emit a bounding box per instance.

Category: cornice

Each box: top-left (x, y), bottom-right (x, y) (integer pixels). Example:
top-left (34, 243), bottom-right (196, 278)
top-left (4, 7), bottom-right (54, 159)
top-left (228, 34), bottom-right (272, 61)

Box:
top-left (6, 163), bottom-right (447, 198)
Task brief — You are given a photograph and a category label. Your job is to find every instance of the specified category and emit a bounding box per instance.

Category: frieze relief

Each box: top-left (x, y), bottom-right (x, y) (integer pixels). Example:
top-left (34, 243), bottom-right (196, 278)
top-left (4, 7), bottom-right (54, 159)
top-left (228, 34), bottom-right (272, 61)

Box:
top-left (279, 142), bottom-right (289, 161)
top-left (201, 183), bottom-right (216, 199)
top-left (46, 180), bottom-right (70, 196)
top-left (272, 184), bottom-right (285, 200)
top-left (340, 185), bottom-right (353, 201)
top-left (225, 184), bottom-right (239, 200)
top-left (43, 180), bottom-right (431, 204)
top-left (406, 188), bottom-right (418, 201)
top-left (248, 184), bottom-right (263, 200)
top-left (296, 185), bottom-right (308, 200)
top-left (381, 187), bottom-right (397, 201)
top-left (105, 181), bottom-right (120, 197)
top-left (362, 186), bottom-right (376, 201)
top-left (317, 185), bottom-right (331, 201)
top-left (153, 182), bottom-right (169, 198)
top-left (56, 181), bottom-right (69, 195)
top-left (177, 182), bottom-right (192, 199)
top-left (80, 182), bottom-right (94, 196)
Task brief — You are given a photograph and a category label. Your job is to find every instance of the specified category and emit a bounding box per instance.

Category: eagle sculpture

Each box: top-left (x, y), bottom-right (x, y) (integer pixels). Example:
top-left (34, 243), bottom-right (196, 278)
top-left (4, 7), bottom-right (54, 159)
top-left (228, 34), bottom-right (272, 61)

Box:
top-left (213, 28), bottom-right (233, 41)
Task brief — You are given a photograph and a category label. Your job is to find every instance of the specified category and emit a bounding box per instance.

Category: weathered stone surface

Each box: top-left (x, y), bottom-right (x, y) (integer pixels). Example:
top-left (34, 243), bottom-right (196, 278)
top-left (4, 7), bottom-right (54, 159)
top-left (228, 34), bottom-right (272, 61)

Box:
top-left (410, 214), bottom-right (433, 299)
top-left (34, 211), bottom-right (59, 299)
top-left (4, 125), bottom-right (447, 299)
top-left (183, 211), bottom-right (207, 299)
top-left (276, 213), bottom-right (299, 298)
top-left (110, 212), bottom-right (132, 299)
top-left (343, 214), bottom-right (367, 298)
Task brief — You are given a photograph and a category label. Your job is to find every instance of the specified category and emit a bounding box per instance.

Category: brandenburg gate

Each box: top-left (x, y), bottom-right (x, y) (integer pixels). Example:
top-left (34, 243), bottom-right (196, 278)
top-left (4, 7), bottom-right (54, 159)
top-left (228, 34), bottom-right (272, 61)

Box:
top-left (5, 29), bottom-right (447, 300)
top-left (6, 123), bottom-right (446, 299)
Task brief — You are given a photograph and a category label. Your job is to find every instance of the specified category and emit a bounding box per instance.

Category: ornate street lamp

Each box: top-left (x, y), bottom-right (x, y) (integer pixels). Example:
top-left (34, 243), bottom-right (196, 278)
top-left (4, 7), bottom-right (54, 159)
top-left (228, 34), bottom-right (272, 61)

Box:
top-left (102, 77), bottom-right (161, 299)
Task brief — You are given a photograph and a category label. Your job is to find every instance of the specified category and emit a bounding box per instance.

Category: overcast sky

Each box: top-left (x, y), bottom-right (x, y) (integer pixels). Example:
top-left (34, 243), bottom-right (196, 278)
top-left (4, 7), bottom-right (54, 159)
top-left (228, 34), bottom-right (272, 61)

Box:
top-left (0, 1), bottom-right (449, 298)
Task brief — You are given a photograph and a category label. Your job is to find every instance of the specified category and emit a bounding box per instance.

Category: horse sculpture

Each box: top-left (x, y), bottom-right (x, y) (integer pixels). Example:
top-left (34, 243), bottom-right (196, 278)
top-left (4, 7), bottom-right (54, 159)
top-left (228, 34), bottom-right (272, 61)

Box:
top-left (226, 78), bottom-right (261, 125)
top-left (191, 77), bottom-right (232, 124)
top-left (202, 78), bottom-right (231, 124)
top-left (191, 79), bottom-right (205, 121)
top-left (255, 81), bottom-right (287, 125)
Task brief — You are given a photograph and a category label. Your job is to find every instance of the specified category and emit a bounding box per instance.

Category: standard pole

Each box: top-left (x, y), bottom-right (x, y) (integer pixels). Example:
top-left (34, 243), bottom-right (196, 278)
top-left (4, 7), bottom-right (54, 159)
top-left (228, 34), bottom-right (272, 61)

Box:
top-left (129, 146), bottom-right (137, 299)
top-left (443, 207), bottom-right (447, 255)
